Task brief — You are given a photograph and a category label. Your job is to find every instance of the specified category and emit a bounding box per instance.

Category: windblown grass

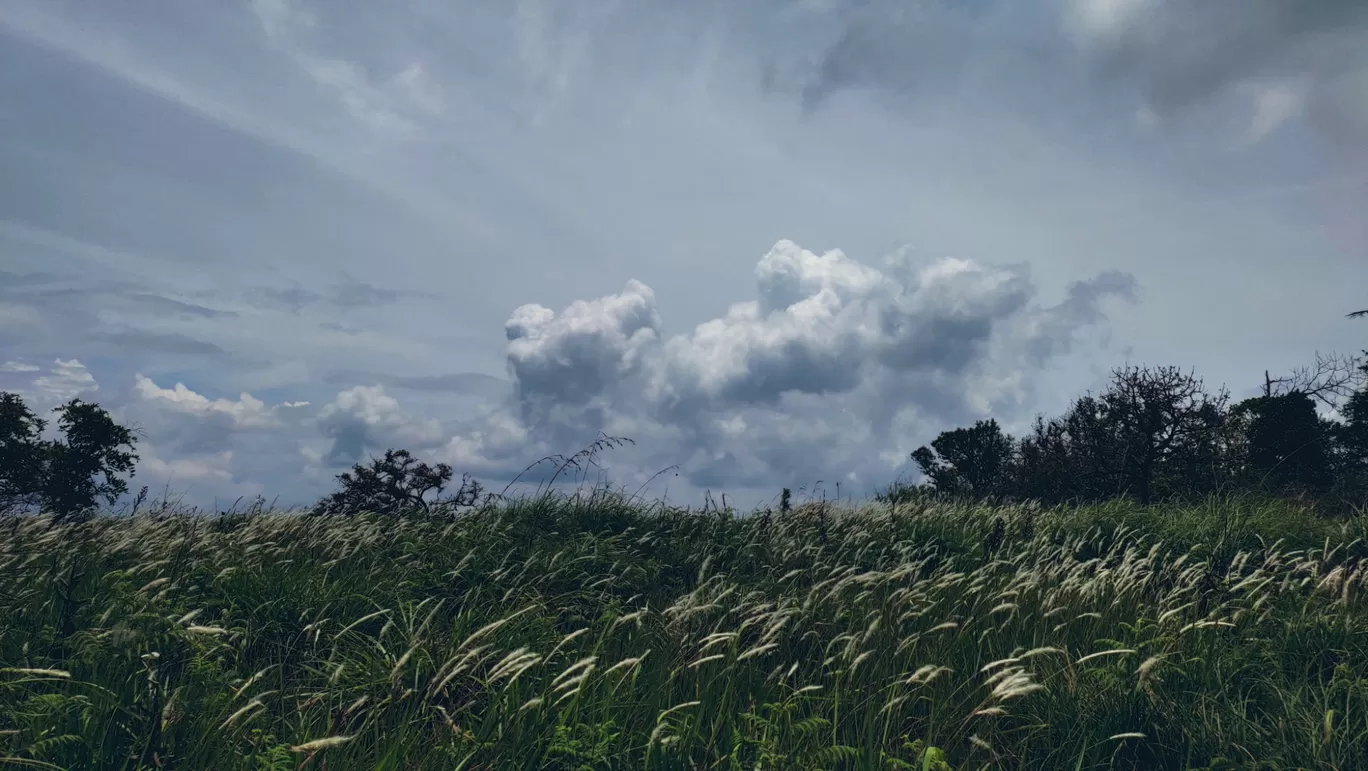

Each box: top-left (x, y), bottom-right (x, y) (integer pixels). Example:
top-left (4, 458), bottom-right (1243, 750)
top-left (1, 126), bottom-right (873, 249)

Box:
top-left (3, 492), bottom-right (1368, 769)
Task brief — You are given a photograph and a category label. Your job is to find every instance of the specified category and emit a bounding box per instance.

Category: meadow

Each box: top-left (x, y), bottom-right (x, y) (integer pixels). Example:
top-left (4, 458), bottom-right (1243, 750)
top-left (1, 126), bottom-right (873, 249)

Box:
top-left (3, 492), bottom-right (1367, 770)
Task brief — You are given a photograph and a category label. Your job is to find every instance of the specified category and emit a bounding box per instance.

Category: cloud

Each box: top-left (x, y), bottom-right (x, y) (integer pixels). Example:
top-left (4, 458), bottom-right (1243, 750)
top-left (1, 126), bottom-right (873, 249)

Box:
top-left (0, 270), bottom-right (231, 361)
top-left (0, 358), bottom-right (99, 423)
top-left (249, 0), bottom-right (445, 137)
top-left (1065, 0), bottom-right (1368, 145)
top-left (505, 278), bottom-right (662, 409)
top-left (245, 276), bottom-right (424, 314)
top-left (32, 359), bottom-right (99, 404)
top-left (133, 376), bottom-right (278, 428)
top-left (0, 238), bottom-right (1135, 507)
top-left (91, 330), bottom-right (227, 357)
top-left (119, 376), bottom-right (315, 480)
top-left (316, 385), bottom-right (445, 466)
top-left (52, 374), bottom-right (435, 503)
top-left (778, 0), bottom-right (1368, 149)
top-left (140, 451), bottom-right (235, 484)
top-left (444, 239), bottom-right (1137, 495)
top-left (793, 0), bottom-right (982, 112)
top-left (1243, 79), bottom-right (1308, 144)
top-left (0, 361), bottom-right (42, 373)
top-left (322, 370), bottom-right (508, 396)
top-left (124, 293), bottom-right (237, 320)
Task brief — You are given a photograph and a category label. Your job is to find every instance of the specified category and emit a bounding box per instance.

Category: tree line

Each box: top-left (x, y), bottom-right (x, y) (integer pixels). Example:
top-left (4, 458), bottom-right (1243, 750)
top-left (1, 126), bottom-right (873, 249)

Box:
top-left (904, 353), bottom-right (1368, 510)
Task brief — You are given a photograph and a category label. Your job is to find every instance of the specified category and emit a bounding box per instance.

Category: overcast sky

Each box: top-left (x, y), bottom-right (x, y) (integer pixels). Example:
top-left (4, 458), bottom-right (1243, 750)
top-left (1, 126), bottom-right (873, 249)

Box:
top-left (2, 0), bottom-right (1366, 508)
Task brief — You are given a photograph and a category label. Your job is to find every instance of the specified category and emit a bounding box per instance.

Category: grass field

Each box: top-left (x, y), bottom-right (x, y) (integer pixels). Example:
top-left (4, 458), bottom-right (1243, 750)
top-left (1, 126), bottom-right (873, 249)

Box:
top-left (3, 492), bottom-right (1368, 770)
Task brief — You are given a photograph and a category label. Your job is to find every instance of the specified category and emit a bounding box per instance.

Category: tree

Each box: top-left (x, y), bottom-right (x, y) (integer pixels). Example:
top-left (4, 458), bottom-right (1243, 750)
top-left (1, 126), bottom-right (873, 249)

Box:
top-left (1260, 351), bottom-right (1364, 410)
top-left (0, 392), bottom-right (47, 511)
top-left (910, 419), bottom-right (1015, 499)
top-left (1332, 355), bottom-right (1368, 478)
top-left (1231, 392), bottom-right (1334, 496)
top-left (1012, 413), bottom-right (1075, 504)
top-left (1009, 394), bottom-right (1131, 504)
top-left (0, 393), bottom-right (139, 517)
top-left (1236, 353), bottom-right (1366, 502)
top-left (1096, 365), bottom-right (1229, 505)
top-left (314, 448), bottom-right (474, 516)
top-left (41, 399), bottom-right (140, 516)
top-left (1054, 394), bottom-right (1130, 501)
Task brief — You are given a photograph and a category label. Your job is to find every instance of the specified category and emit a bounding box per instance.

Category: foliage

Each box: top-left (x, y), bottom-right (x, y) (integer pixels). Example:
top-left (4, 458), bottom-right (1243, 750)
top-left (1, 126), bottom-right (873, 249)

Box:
top-left (0, 393), bottom-right (139, 519)
top-left (4, 493), bottom-right (1368, 769)
top-left (911, 419), bottom-right (1014, 499)
top-left (0, 392), bottom-right (47, 512)
top-left (313, 448), bottom-right (483, 516)
top-left (915, 359), bottom-right (1368, 512)
top-left (42, 399), bottom-right (140, 516)
top-left (1231, 392), bottom-right (1334, 496)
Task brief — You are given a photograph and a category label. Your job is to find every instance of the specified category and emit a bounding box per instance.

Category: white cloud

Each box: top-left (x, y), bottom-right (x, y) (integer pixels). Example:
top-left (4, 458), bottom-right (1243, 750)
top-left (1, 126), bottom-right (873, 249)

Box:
top-left (33, 358), bottom-right (98, 403)
top-left (140, 450), bottom-right (235, 483)
top-left (506, 278), bottom-right (661, 410)
top-left (443, 239), bottom-right (1135, 495)
top-left (316, 385), bottom-right (445, 465)
top-left (0, 361), bottom-right (41, 373)
top-left (133, 375), bottom-right (278, 427)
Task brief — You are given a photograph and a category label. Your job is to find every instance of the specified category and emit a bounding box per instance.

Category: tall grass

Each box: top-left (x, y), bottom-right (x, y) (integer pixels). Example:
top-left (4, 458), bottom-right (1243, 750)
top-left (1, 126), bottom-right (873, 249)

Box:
top-left (3, 491), bottom-right (1368, 769)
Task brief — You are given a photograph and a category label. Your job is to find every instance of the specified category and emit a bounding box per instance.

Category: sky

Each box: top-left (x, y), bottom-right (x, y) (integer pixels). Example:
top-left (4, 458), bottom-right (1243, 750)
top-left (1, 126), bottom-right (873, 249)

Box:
top-left (1, 0), bottom-right (1366, 509)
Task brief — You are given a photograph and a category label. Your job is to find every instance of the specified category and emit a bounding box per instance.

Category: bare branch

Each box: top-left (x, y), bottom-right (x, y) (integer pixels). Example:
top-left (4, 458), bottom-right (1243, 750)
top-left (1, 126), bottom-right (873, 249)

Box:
top-left (1266, 351), bottom-right (1365, 409)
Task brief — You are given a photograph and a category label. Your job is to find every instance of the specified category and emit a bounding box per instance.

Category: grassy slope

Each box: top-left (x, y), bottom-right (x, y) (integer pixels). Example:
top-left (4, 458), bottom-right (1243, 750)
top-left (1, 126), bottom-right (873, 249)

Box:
top-left (2, 493), bottom-right (1368, 770)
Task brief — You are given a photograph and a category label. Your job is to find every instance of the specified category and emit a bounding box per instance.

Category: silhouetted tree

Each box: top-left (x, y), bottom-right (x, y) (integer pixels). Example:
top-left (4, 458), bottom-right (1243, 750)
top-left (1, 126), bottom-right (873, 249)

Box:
top-left (1057, 394), bottom-right (1130, 500)
top-left (1331, 356), bottom-right (1368, 486)
top-left (1231, 392), bottom-right (1334, 496)
top-left (911, 419), bottom-right (1015, 499)
top-left (41, 399), bottom-right (140, 517)
top-left (1261, 351), bottom-right (1364, 410)
top-left (1099, 365), bottom-right (1228, 505)
top-left (0, 392), bottom-right (47, 511)
top-left (1005, 367), bottom-right (1228, 505)
top-left (1007, 394), bottom-right (1133, 504)
top-left (314, 448), bottom-right (459, 516)
top-left (0, 393), bottom-right (139, 518)
top-left (1012, 414), bottom-right (1074, 504)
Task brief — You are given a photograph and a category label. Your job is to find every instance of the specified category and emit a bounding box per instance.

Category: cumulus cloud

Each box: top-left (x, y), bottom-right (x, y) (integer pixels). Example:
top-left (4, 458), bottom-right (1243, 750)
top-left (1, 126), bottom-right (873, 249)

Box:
top-left (316, 385), bottom-right (445, 465)
top-left (117, 376), bottom-right (314, 489)
top-left (33, 359), bottom-right (99, 404)
top-left (133, 376), bottom-right (278, 428)
top-left (444, 239), bottom-right (1136, 496)
top-left (0, 359), bottom-right (99, 411)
